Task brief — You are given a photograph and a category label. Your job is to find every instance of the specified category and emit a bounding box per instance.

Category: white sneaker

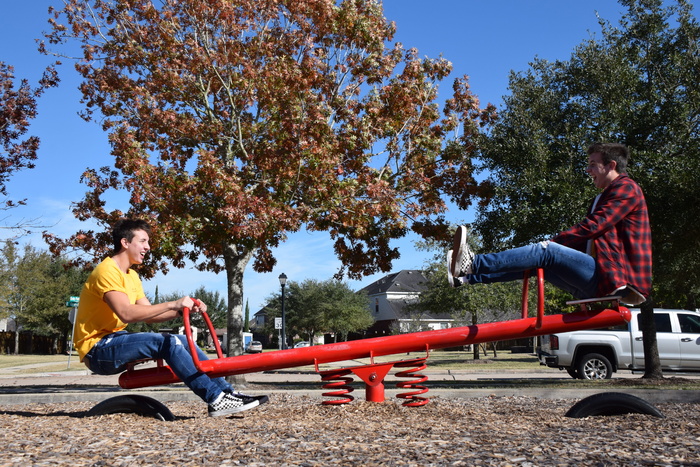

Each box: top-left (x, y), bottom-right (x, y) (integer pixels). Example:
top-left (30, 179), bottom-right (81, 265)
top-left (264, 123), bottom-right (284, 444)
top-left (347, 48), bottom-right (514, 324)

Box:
top-left (447, 250), bottom-right (461, 288)
top-left (451, 225), bottom-right (474, 277)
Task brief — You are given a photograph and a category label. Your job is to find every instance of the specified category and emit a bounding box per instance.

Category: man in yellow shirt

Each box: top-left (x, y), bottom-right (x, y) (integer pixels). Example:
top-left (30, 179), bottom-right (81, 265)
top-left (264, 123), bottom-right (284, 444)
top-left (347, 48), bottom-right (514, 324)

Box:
top-left (75, 219), bottom-right (267, 417)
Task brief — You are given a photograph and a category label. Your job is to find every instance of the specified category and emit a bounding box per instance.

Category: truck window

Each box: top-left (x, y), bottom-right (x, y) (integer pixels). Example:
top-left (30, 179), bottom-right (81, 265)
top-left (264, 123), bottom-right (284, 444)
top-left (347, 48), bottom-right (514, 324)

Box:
top-left (592, 323), bottom-right (629, 331)
top-left (637, 313), bottom-right (672, 332)
top-left (678, 314), bottom-right (700, 334)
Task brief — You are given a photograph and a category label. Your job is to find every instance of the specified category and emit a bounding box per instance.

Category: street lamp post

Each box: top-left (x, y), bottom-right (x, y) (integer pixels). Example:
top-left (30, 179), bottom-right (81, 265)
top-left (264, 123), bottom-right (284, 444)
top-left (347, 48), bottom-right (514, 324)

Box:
top-left (279, 273), bottom-right (287, 350)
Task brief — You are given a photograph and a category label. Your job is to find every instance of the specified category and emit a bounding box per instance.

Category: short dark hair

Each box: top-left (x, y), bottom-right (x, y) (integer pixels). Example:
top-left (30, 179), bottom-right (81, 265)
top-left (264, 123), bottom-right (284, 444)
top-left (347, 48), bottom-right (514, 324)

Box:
top-left (112, 219), bottom-right (151, 253)
top-left (588, 142), bottom-right (629, 173)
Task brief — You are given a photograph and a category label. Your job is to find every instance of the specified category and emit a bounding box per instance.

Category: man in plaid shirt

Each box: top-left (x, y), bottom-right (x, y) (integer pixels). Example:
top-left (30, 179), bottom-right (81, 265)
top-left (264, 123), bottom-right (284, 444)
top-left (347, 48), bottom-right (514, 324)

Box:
top-left (448, 143), bottom-right (651, 305)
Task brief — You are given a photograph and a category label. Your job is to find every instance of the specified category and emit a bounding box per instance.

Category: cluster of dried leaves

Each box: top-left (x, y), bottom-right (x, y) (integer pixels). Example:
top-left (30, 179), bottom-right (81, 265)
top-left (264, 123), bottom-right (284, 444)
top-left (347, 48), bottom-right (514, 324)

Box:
top-left (0, 394), bottom-right (698, 466)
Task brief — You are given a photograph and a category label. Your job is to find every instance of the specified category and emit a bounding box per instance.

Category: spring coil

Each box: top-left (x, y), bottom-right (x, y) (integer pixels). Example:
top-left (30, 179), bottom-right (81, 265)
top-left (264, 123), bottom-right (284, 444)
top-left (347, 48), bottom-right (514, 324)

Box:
top-left (394, 358), bottom-right (429, 407)
top-left (319, 369), bottom-right (355, 405)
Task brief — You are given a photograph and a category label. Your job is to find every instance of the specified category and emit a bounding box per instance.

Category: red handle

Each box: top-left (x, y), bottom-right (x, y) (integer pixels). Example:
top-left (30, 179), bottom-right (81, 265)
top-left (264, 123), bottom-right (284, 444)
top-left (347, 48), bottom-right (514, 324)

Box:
top-left (182, 298), bottom-right (223, 374)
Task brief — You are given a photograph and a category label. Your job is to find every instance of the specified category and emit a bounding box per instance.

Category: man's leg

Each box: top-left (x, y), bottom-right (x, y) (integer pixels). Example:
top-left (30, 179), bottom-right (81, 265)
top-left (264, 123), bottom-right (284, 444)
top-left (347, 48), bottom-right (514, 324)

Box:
top-left (161, 334), bottom-right (235, 402)
top-left (87, 331), bottom-right (226, 401)
top-left (86, 332), bottom-right (265, 415)
top-left (451, 237), bottom-right (597, 299)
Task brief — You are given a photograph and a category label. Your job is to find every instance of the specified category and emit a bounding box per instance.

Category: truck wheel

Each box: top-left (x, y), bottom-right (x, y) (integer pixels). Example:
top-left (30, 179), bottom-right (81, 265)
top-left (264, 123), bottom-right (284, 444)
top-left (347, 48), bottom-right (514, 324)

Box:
top-left (577, 353), bottom-right (612, 380)
top-left (566, 367), bottom-right (580, 379)
top-left (565, 392), bottom-right (664, 418)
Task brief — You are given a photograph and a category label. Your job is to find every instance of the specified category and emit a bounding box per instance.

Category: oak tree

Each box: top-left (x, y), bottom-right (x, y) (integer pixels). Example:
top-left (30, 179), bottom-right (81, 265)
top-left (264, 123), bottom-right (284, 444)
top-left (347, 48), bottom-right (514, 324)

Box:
top-left (43, 0), bottom-right (493, 355)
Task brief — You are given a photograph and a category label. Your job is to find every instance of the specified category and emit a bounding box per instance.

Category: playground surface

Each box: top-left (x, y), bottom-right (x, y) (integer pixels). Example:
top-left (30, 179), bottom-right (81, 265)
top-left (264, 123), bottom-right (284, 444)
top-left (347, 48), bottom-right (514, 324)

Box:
top-left (1, 394), bottom-right (698, 465)
top-left (1, 356), bottom-right (699, 465)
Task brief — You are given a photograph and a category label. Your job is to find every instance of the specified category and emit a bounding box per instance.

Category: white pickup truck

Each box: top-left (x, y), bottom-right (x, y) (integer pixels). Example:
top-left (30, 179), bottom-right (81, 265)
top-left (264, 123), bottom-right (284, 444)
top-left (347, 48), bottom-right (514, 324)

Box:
top-left (538, 308), bottom-right (700, 379)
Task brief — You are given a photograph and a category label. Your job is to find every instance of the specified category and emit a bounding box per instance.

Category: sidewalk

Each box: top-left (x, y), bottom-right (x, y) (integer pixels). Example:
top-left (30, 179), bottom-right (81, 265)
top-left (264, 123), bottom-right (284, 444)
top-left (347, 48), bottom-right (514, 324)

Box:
top-left (1, 359), bottom-right (699, 406)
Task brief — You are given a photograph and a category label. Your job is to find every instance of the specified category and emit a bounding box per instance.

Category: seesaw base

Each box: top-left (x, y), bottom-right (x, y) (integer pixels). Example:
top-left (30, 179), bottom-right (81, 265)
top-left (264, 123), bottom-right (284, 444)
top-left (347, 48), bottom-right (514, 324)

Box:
top-left (87, 394), bottom-right (175, 421)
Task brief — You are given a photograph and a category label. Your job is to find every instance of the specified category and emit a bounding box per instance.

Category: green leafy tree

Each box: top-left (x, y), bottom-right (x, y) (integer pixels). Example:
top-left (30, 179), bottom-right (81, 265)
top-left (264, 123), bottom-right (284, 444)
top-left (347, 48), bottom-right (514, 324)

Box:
top-left (1, 242), bottom-right (87, 353)
top-left (284, 280), bottom-right (328, 344)
top-left (314, 281), bottom-right (372, 343)
top-left (0, 240), bottom-right (16, 321)
top-left (43, 0), bottom-right (493, 358)
top-left (474, 0), bottom-right (700, 378)
top-left (189, 286), bottom-right (227, 329)
top-left (21, 254), bottom-right (88, 350)
top-left (265, 278), bottom-right (372, 344)
top-left (0, 241), bottom-right (24, 353)
top-left (187, 286), bottom-right (227, 348)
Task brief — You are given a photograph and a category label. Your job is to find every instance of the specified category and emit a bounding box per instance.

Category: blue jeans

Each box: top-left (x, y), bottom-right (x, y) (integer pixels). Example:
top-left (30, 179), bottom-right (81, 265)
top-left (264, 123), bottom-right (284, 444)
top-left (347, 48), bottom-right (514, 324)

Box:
top-left (85, 331), bottom-right (232, 404)
top-left (465, 241), bottom-right (598, 299)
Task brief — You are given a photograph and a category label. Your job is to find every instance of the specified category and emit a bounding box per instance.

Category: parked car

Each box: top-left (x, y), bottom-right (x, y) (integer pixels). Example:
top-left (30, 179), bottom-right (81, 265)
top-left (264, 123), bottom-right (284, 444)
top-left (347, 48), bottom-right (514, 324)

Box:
top-left (245, 341), bottom-right (263, 353)
top-left (293, 341), bottom-right (311, 348)
top-left (538, 308), bottom-right (700, 379)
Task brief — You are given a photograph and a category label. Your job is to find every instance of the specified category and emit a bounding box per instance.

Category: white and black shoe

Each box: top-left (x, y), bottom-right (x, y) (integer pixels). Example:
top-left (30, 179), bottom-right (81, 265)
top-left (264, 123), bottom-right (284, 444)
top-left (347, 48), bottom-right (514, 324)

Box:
top-left (451, 225), bottom-right (474, 277)
top-left (230, 391), bottom-right (269, 406)
top-left (447, 250), bottom-right (462, 288)
top-left (208, 392), bottom-right (260, 417)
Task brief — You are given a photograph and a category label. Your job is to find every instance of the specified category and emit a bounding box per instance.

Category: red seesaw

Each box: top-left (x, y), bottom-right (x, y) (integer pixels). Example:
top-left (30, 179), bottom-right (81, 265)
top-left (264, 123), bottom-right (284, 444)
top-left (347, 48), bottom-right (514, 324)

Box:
top-left (117, 268), bottom-right (630, 408)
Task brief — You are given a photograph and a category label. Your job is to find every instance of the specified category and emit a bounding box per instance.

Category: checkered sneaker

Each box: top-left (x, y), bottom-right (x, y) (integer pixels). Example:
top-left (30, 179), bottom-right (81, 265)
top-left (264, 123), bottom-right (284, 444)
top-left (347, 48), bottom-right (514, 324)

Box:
top-left (208, 393), bottom-right (260, 417)
top-left (451, 225), bottom-right (474, 277)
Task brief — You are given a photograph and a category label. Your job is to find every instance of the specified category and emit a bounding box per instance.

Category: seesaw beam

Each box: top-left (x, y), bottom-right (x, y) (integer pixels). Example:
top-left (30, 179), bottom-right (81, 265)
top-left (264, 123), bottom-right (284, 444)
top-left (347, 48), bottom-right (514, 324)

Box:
top-left (119, 306), bottom-right (630, 389)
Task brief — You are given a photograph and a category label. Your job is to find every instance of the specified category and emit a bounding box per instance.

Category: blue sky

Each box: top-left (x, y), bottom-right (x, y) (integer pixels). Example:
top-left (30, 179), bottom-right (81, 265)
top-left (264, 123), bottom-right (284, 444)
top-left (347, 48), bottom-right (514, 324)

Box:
top-left (0, 1), bottom-right (681, 312)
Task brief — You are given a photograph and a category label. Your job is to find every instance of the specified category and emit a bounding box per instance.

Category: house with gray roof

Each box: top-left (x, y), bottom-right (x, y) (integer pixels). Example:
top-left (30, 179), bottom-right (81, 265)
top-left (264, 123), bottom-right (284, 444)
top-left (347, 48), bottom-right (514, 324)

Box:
top-left (361, 270), bottom-right (453, 337)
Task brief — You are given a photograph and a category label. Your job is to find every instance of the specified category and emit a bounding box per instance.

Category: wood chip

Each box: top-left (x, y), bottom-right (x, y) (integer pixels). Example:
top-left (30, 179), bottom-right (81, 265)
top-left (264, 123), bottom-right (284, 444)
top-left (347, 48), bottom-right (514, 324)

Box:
top-left (0, 394), bottom-right (696, 465)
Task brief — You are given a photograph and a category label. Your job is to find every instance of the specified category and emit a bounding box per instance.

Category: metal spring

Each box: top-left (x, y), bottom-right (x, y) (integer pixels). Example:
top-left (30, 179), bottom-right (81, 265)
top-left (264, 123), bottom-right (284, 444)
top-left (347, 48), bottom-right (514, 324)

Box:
top-left (320, 369), bottom-right (355, 405)
top-left (394, 358), bottom-right (429, 407)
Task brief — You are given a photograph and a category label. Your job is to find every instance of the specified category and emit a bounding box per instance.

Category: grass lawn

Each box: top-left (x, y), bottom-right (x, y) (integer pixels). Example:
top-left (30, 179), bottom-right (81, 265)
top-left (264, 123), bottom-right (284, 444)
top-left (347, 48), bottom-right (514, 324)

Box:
top-left (0, 354), bottom-right (73, 369)
top-left (0, 349), bottom-right (541, 374)
top-left (418, 349), bottom-right (540, 370)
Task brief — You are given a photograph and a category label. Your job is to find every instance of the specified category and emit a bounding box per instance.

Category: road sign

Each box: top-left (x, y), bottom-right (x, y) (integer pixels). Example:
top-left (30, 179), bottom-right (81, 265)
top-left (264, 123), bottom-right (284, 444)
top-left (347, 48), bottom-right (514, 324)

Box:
top-left (66, 296), bottom-right (80, 307)
top-left (274, 317), bottom-right (282, 330)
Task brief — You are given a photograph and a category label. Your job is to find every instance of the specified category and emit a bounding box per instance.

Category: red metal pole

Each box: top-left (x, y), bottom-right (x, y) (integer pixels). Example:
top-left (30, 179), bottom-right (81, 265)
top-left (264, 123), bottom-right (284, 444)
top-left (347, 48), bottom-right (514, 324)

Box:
top-left (521, 270), bottom-right (530, 319)
top-left (535, 268), bottom-right (545, 329)
top-left (521, 268), bottom-right (545, 325)
top-left (119, 306), bottom-right (630, 389)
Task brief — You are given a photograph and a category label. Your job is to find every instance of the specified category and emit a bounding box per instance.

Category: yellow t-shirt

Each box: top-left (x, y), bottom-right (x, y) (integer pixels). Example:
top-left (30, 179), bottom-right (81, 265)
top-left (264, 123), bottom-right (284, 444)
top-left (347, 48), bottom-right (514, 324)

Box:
top-left (74, 257), bottom-right (146, 360)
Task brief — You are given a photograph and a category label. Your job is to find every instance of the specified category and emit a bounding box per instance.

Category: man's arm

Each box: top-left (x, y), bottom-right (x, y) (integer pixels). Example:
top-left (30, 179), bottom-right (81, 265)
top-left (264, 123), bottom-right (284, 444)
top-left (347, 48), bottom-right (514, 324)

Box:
top-left (553, 177), bottom-right (642, 244)
top-left (104, 292), bottom-right (206, 324)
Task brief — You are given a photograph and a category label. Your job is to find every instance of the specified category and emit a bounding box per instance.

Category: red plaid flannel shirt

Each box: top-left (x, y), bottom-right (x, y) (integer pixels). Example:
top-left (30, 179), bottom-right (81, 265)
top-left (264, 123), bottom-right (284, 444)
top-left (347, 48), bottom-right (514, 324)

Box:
top-left (551, 174), bottom-right (652, 299)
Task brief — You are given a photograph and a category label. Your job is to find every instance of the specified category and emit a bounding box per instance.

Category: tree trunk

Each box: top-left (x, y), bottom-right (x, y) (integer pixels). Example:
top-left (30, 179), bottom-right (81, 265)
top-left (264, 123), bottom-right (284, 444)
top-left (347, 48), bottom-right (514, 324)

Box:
top-left (223, 242), bottom-right (254, 387)
top-left (640, 297), bottom-right (664, 379)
